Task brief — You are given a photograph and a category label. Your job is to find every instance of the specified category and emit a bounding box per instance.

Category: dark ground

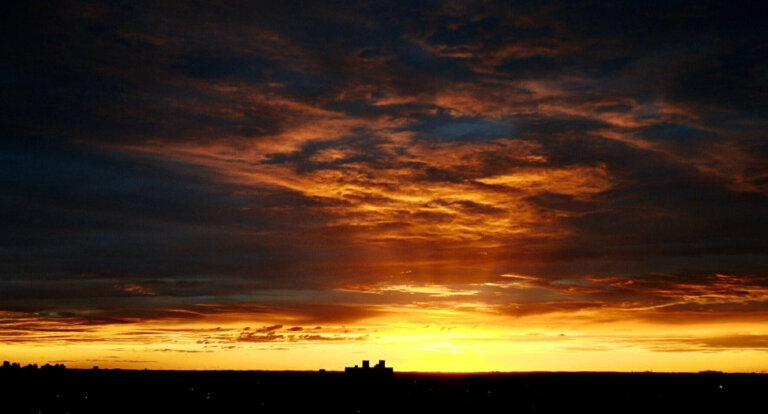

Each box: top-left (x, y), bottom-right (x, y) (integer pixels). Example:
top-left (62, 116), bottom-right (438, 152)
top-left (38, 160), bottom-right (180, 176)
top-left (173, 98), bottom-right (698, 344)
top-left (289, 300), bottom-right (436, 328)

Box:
top-left (1, 368), bottom-right (766, 413)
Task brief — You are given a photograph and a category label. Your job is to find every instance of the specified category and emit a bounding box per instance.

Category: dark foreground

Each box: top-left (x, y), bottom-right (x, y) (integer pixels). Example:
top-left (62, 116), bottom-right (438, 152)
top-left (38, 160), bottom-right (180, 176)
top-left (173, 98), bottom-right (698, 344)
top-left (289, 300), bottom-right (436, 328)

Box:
top-left (1, 368), bottom-right (766, 414)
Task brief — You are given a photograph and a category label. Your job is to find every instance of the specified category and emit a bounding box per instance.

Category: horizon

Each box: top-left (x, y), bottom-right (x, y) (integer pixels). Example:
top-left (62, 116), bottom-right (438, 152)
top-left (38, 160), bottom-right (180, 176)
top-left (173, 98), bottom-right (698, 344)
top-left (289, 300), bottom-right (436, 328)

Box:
top-left (3, 1), bottom-right (768, 373)
top-left (0, 360), bottom-right (754, 374)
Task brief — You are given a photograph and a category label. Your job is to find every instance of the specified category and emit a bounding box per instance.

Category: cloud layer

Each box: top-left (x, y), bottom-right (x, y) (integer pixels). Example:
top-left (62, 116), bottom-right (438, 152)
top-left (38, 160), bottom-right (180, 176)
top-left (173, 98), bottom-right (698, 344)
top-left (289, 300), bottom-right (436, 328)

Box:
top-left (2, 0), bottom-right (767, 369)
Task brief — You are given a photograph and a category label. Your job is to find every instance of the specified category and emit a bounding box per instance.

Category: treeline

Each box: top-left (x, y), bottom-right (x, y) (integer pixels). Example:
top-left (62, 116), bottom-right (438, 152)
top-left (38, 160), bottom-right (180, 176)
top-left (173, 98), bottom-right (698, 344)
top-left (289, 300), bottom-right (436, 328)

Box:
top-left (1, 361), bottom-right (66, 373)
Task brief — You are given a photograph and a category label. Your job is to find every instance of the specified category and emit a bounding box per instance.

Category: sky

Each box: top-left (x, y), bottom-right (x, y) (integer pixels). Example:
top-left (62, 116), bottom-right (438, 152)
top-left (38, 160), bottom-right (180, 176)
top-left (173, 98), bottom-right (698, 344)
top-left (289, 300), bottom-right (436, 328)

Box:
top-left (2, 0), bottom-right (768, 372)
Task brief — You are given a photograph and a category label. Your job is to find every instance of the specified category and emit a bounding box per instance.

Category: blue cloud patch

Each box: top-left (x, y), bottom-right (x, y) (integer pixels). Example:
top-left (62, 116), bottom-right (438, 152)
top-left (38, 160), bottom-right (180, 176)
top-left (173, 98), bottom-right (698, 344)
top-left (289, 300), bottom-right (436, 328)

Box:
top-left (404, 115), bottom-right (517, 142)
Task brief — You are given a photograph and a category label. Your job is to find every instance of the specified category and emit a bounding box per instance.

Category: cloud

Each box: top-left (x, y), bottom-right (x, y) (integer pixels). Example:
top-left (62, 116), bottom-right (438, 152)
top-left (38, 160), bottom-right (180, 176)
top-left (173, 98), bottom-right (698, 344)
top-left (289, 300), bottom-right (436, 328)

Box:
top-left (636, 334), bottom-right (768, 353)
top-left (1, 0), bottom-right (767, 361)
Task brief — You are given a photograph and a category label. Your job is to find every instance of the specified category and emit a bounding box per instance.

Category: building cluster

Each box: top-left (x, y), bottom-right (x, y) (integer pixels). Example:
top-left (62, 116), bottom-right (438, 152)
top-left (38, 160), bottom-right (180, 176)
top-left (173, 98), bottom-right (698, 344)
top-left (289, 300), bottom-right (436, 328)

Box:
top-left (344, 360), bottom-right (394, 377)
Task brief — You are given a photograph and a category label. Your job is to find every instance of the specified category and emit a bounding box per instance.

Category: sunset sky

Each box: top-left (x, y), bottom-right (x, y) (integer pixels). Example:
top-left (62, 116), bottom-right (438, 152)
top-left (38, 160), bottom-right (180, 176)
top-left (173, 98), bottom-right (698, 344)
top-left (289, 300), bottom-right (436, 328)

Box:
top-left (2, 1), bottom-right (768, 372)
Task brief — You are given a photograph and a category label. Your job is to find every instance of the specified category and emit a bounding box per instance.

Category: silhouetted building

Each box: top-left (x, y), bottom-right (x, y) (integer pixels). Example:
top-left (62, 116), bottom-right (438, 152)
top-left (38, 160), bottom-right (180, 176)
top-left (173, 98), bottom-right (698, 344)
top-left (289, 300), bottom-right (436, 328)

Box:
top-left (344, 360), bottom-right (394, 377)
